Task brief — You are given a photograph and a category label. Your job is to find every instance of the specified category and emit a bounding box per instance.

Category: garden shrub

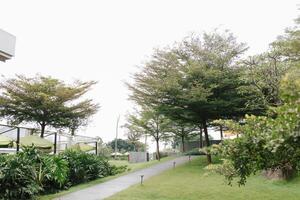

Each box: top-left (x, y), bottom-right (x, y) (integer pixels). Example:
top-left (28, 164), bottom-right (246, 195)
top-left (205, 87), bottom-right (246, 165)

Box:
top-left (62, 150), bottom-right (125, 185)
top-left (109, 164), bottom-right (129, 175)
top-left (38, 155), bottom-right (69, 193)
top-left (217, 67), bottom-right (300, 185)
top-left (0, 147), bottom-right (127, 199)
top-left (0, 152), bottom-right (41, 200)
top-left (21, 146), bottom-right (69, 193)
top-left (184, 148), bottom-right (206, 156)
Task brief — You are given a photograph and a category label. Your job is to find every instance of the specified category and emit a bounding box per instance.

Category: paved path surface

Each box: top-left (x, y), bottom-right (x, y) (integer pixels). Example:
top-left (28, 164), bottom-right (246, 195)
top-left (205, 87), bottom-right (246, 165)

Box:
top-left (55, 156), bottom-right (193, 200)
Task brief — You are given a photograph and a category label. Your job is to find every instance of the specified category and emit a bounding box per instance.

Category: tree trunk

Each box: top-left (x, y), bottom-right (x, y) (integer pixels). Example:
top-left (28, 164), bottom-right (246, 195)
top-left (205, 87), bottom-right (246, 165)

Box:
top-left (156, 139), bottom-right (160, 161)
top-left (181, 136), bottom-right (185, 153)
top-left (40, 123), bottom-right (46, 138)
top-left (71, 128), bottom-right (75, 136)
top-left (262, 165), bottom-right (295, 180)
top-left (203, 122), bottom-right (210, 147)
top-left (199, 126), bottom-right (203, 148)
top-left (202, 120), bottom-right (212, 164)
top-left (220, 125), bottom-right (223, 140)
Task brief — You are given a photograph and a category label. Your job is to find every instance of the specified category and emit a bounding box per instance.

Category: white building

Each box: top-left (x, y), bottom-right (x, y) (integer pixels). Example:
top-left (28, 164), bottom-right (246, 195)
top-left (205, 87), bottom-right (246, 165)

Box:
top-left (0, 29), bottom-right (16, 62)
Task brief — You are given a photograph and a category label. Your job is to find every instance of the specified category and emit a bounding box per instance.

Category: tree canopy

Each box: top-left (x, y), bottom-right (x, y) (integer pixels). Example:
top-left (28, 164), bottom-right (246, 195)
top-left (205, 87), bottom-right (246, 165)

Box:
top-left (127, 31), bottom-right (263, 163)
top-left (0, 75), bottom-right (99, 137)
top-left (218, 66), bottom-right (300, 185)
top-left (216, 18), bottom-right (300, 185)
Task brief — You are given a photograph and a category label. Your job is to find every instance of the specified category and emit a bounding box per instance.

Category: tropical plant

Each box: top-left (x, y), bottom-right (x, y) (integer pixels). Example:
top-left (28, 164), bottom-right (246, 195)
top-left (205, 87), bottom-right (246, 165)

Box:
top-left (0, 146), bottom-right (127, 199)
top-left (62, 150), bottom-right (113, 185)
top-left (0, 151), bottom-right (41, 200)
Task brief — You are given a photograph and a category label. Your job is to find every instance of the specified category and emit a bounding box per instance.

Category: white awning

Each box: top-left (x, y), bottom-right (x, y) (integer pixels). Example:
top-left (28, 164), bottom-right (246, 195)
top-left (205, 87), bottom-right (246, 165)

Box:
top-left (0, 29), bottom-right (16, 62)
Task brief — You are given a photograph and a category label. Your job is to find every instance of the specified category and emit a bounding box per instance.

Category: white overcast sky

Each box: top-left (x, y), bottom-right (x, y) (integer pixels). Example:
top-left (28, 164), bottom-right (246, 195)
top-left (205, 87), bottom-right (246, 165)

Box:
top-left (0, 0), bottom-right (299, 143)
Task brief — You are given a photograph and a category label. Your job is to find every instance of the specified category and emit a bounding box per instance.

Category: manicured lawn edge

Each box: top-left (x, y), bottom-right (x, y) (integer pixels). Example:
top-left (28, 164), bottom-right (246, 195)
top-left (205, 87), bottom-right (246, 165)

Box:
top-left (106, 157), bottom-right (300, 200)
top-left (38, 156), bottom-right (176, 200)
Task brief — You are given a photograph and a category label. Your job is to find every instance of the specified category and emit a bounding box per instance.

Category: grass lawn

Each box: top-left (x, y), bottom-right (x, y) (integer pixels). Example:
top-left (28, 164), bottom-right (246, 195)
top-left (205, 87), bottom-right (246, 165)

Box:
top-left (38, 156), bottom-right (175, 200)
top-left (108, 156), bottom-right (173, 172)
top-left (107, 156), bottom-right (300, 200)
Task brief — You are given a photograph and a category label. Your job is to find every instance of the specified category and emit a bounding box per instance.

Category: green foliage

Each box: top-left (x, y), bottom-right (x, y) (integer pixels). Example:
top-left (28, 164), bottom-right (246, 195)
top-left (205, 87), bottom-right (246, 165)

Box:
top-left (240, 51), bottom-right (289, 108)
top-left (219, 67), bottom-right (300, 185)
top-left (38, 155), bottom-right (69, 192)
top-left (184, 148), bottom-right (205, 156)
top-left (0, 75), bottom-right (99, 137)
top-left (205, 159), bottom-right (237, 183)
top-left (14, 146), bottom-right (69, 193)
top-left (0, 147), bottom-right (126, 199)
top-left (168, 121), bottom-right (196, 152)
top-left (0, 146), bottom-right (68, 199)
top-left (200, 144), bottom-right (221, 156)
top-left (131, 109), bottom-right (171, 160)
top-left (123, 113), bottom-right (146, 151)
top-left (110, 165), bottom-right (129, 175)
top-left (0, 152), bottom-right (41, 200)
top-left (61, 150), bottom-right (115, 185)
top-left (108, 138), bottom-right (135, 153)
top-left (127, 31), bottom-right (262, 164)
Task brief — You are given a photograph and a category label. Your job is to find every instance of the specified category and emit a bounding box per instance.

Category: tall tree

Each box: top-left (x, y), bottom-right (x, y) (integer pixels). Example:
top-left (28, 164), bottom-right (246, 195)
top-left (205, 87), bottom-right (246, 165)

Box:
top-left (241, 52), bottom-right (288, 107)
top-left (0, 75), bottom-right (99, 137)
top-left (133, 109), bottom-right (171, 160)
top-left (241, 16), bottom-right (300, 108)
top-left (123, 114), bottom-right (144, 151)
top-left (128, 31), bottom-right (258, 163)
top-left (218, 17), bottom-right (300, 185)
top-left (168, 121), bottom-right (196, 152)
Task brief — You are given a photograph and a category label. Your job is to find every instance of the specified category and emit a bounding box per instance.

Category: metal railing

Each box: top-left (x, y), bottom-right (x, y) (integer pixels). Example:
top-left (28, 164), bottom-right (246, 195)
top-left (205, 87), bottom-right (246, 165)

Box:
top-left (0, 124), bottom-right (99, 154)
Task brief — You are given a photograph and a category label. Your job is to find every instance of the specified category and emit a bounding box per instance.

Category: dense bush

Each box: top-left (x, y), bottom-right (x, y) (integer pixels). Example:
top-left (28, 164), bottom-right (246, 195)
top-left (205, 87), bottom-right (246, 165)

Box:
top-left (0, 152), bottom-right (41, 200)
top-left (62, 150), bottom-right (113, 185)
top-left (184, 148), bottom-right (206, 156)
top-left (218, 67), bottom-right (300, 185)
top-left (110, 165), bottom-right (129, 175)
top-left (20, 147), bottom-right (69, 193)
top-left (0, 147), bottom-right (127, 200)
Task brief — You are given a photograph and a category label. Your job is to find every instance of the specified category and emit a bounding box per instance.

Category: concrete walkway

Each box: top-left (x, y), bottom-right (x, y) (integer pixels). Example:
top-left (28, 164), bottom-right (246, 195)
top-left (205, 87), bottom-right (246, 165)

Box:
top-left (55, 156), bottom-right (193, 200)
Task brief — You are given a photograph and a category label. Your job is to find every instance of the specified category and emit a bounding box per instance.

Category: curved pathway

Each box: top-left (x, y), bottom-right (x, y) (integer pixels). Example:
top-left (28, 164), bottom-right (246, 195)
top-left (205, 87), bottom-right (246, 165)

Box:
top-left (55, 156), bottom-right (193, 200)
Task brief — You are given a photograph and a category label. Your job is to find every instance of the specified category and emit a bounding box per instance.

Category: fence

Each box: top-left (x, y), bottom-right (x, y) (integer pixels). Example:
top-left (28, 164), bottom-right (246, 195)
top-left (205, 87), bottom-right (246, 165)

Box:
top-left (0, 124), bottom-right (99, 154)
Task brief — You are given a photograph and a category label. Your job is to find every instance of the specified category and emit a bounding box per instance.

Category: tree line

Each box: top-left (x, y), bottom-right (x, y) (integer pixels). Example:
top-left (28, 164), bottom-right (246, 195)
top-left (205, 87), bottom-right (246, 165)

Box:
top-left (124, 16), bottom-right (299, 166)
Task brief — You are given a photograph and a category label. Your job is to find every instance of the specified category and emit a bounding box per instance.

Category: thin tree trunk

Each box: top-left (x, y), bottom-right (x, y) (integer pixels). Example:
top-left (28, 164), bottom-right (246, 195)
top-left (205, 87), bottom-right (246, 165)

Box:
top-left (202, 120), bottom-right (212, 164)
top-left (220, 125), bottom-right (223, 140)
top-left (203, 123), bottom-right (210, 147)
top-left (181, 136), bottom-right (185, 153)
top-left (40, 123), bottom-right (46, 138)
top-left (156, 139), bottom-right (160, 161)
top-left (199, 126), bottom-right (203, 148)
top-left (71, 128), bottom-right (75, 136)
